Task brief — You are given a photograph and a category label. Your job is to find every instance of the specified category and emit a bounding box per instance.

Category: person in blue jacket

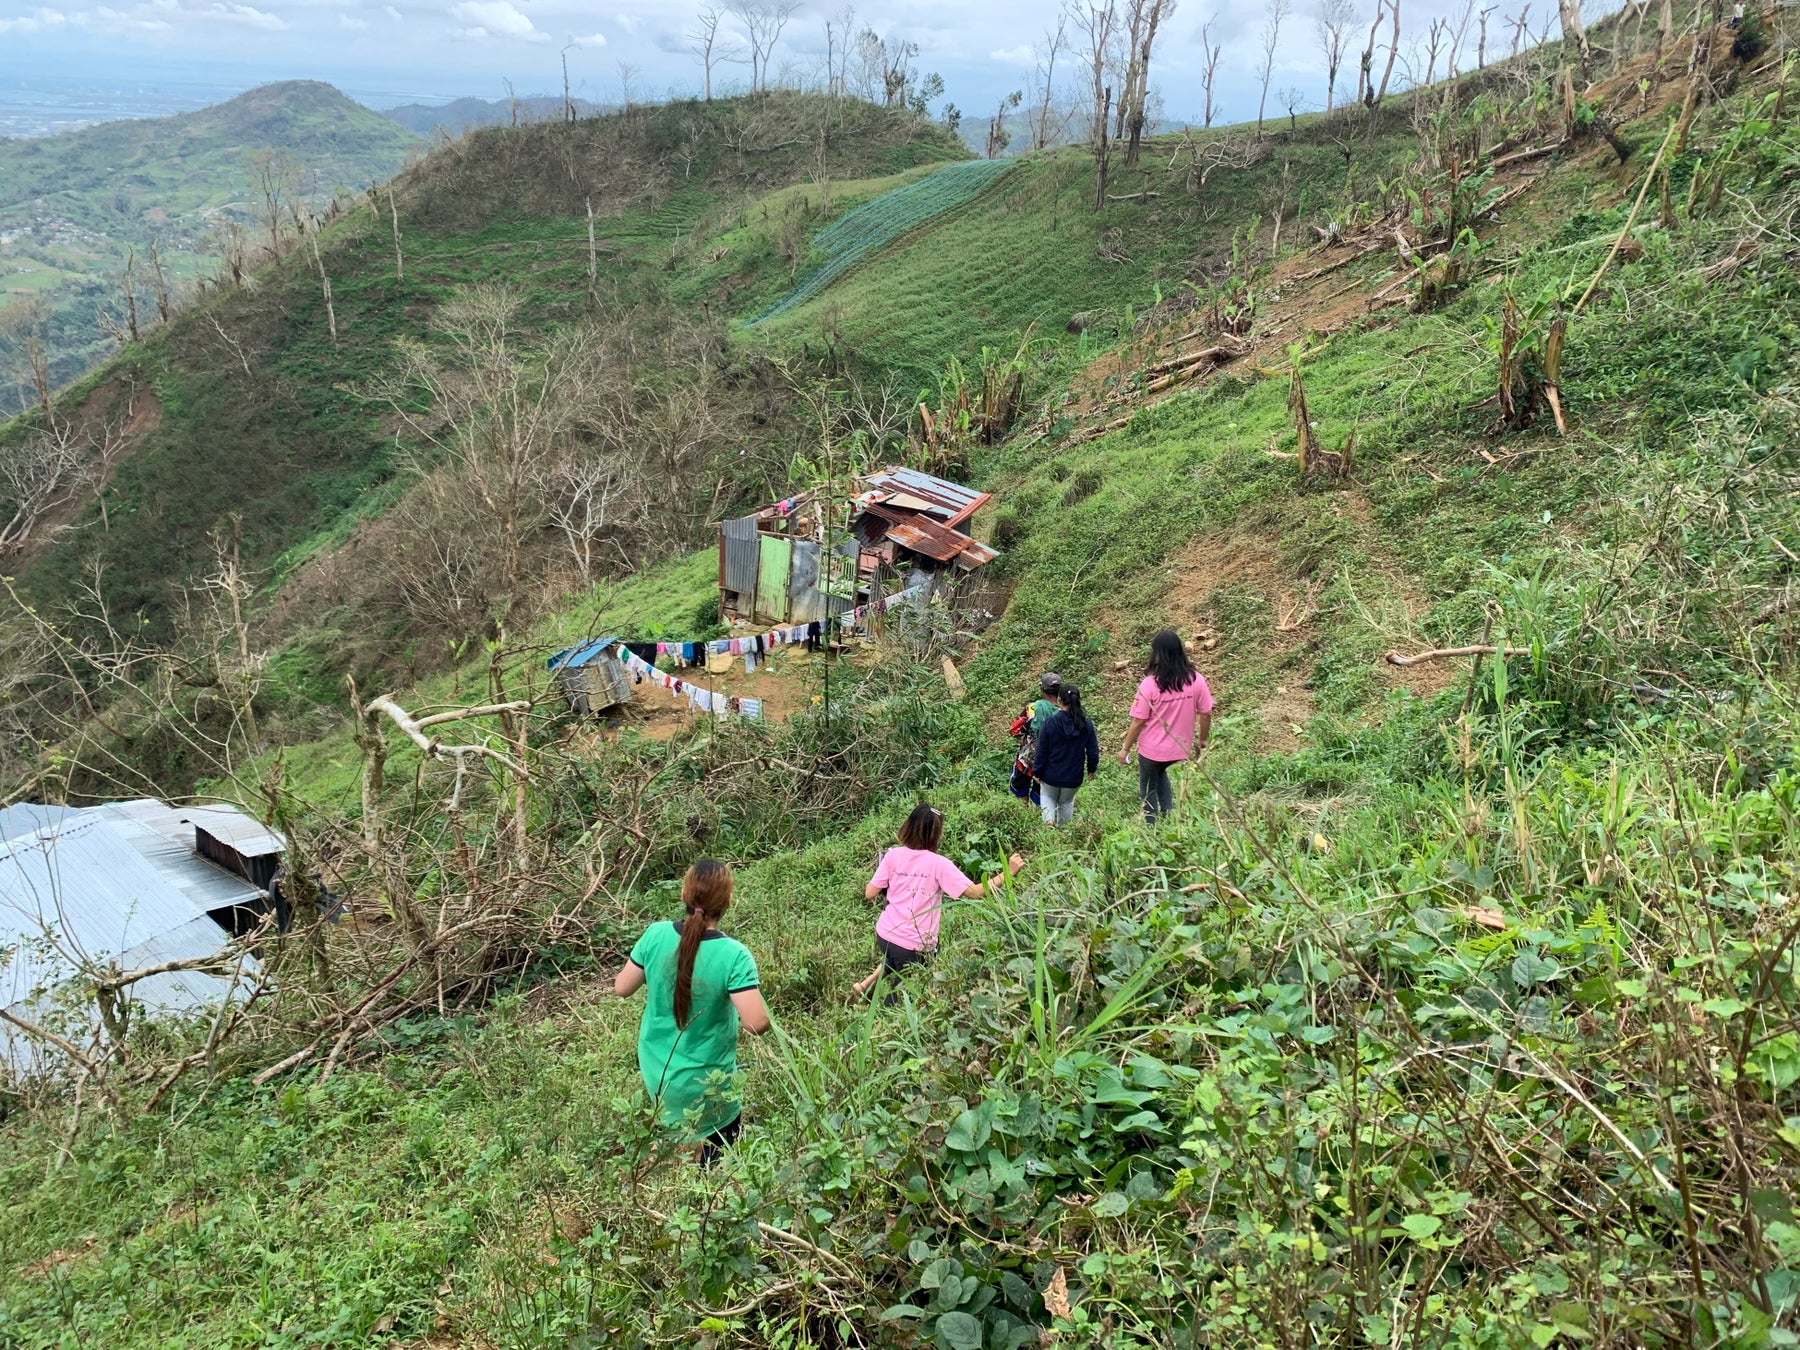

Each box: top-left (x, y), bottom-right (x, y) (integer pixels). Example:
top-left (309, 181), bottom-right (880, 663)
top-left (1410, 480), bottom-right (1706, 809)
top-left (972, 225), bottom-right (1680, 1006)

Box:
top-left (1032, 685), bottom-right (1099, 826)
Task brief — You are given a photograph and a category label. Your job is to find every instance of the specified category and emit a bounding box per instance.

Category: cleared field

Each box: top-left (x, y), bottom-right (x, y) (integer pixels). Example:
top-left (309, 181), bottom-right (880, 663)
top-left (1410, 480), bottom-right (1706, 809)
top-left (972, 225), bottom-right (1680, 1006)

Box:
top-left (748, 158), bottom-right (1016, 324)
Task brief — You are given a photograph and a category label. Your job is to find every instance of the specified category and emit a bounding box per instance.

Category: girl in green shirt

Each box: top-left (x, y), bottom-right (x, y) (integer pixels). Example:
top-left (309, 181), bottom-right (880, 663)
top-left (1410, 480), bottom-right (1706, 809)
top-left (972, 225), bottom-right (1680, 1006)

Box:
top-left (615, 859), bottom-right (771, 1159)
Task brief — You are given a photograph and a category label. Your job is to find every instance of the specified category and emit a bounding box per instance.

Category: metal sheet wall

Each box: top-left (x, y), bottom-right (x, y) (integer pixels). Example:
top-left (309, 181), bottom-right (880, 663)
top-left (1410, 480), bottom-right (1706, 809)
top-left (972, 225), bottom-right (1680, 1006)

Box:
top-left (721, 517), bottom-right (760, 599)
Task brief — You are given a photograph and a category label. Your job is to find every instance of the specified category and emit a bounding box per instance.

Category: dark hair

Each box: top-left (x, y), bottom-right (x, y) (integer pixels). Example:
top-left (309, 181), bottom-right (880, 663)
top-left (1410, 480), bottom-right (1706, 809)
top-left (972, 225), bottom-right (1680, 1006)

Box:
top-left (673, 859), bottom-right (733, 1030)
top-left (897, 803), bottom-right (944, 852)
top-left (1059, 684), bottom-right (1090, 732)
top-left (1146, 629), bottom-right (1198, 694)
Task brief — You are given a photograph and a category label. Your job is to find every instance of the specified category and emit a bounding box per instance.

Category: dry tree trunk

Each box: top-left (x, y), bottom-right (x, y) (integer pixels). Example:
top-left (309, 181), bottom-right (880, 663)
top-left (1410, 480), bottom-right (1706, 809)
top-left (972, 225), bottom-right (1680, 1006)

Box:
top-left (122, 248), bottom-right (141, 343)
top-left (148, 241), bottom-right (171, 324)
top-left (307, 224), bottom-right (338, 345)
top-left (388, 187), bottom-right (404, 283)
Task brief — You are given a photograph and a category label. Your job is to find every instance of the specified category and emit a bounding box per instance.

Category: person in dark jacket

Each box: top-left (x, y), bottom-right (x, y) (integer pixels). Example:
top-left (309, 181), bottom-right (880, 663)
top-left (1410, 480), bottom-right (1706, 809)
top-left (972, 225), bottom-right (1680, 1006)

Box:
top-left (1032, 685), bottom-right (1099, 826)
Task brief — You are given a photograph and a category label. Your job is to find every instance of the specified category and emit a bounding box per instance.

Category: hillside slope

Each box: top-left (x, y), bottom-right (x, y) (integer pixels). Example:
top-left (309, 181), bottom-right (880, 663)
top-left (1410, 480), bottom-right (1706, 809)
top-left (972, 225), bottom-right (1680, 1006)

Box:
top-left (3, 17), bottom-right (1800, 1347)
top-left (0, 81), bottom-right (422, 410)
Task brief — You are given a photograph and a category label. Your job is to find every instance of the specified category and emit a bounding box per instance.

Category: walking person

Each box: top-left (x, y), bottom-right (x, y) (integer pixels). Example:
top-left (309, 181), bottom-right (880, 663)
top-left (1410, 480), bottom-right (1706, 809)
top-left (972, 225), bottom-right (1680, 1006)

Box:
top-left (1007, 672), bottom-right (1062, 806)
top-left (1118, 630), bottom-right (1213, 821)
top-left (615, 859), bottom-right (770, 1160)
top-left (853, 804), bottom-right (1025, 1001)
top-left (1033, 684), bottom-right (1099, 826)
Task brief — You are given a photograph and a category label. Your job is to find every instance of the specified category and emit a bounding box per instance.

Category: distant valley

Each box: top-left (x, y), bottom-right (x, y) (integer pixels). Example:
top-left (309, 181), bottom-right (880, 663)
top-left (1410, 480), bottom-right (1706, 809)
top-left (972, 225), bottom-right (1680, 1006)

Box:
top-left (0, 80), bottom-right (432, 411)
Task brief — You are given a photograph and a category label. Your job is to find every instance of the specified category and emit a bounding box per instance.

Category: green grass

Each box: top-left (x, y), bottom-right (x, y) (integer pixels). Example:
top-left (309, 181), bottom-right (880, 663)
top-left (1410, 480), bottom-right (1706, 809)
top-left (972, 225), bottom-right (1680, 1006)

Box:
top-left (6, 52), bottom-right (1800, 1349)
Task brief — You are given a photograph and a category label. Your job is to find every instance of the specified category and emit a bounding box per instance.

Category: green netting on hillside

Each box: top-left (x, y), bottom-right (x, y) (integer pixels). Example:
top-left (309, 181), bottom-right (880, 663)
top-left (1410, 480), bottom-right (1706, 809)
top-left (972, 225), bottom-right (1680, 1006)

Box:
top-left (748, 159), bottom-right (1017, 324)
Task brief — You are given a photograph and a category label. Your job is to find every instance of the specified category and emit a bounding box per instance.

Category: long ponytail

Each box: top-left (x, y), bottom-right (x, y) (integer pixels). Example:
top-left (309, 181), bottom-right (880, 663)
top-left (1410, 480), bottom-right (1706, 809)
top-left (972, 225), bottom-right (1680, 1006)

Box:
top-left (1060, 684), bottom-right (1090, 733)
top-left (673, 858), bottom-right (733, 1030)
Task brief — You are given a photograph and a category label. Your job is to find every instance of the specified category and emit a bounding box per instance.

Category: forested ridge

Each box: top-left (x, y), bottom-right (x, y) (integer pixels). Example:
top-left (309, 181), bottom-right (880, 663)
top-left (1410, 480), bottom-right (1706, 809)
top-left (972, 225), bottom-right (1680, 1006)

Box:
top-left (1, 4), bottom-right (1799, 1346)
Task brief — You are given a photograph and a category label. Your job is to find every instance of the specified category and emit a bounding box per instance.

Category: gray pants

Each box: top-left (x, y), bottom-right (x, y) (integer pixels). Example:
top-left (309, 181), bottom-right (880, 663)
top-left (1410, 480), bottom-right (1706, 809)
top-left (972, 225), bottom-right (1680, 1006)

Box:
top-left (1040, 781), bottom-right (1079, 826)
top-left (1138, 756), bottom-right (1178, 820)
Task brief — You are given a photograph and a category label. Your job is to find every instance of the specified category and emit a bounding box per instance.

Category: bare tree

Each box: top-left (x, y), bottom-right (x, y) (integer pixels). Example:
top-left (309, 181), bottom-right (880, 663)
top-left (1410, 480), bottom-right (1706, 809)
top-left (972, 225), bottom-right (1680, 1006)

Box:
top-left (1032, 15), bottom-right (1072, 148)
top-left (1357, 0), bottom-right (1384, 105)
top-left (122, 248), bottom-right (142, 344)
top-left (1118, 0), bottom-right (1176, 168)
top-left (305, 218), bottom-right (338, 346)
top-left (147, 241), bottom-right (172, 326)
top-left (1509, 5), bottom-right (1532, 57)
top-left (1654, 0), bottom-right (1672, 59)
top-left (1256, 0), bottom-right (1294, 134)
top-left (0, 296), bottom-right (53, 420)
top-left (1280, 85), bottom-right (1307, 129)
top-left (1316, 0), bottom-right (1359, 111)
top-left (729, 0), bottom-right (801, 94)
top-left (0, 422), bottom-right (90, 555)
top-left (1476, 4), bottom-right (1498, 66)
top-left (388, 187), bottom-right (404, 284)
top-left (1373, 0), bottom-right (1401, 105)
top-left (1445, 0), bottom-right (1476, 80)
top-left (248, 149), bottom-right (292, 260)
top-left (617, 61), bottom-right (641, 110)
top-left (1072, 0), bottom-right (1122, 209)
top-left (1199, 16), bottom-right (1225, 125)
top-left (1558, 0), bottom-right (1591, 79)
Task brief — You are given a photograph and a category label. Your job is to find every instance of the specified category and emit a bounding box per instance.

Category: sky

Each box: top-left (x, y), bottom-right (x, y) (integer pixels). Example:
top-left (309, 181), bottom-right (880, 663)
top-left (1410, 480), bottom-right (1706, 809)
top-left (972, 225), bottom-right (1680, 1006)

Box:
top-left (0, 0), bottom-right (1614, 124)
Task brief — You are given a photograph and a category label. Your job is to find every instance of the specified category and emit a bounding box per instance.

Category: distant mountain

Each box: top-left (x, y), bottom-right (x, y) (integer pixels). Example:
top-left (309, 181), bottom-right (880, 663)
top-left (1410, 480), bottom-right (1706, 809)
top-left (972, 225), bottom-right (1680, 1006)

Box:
top-left (379, 96), bottom-right (611, 138)
top-left (0, 80), bottom-right (421, 413)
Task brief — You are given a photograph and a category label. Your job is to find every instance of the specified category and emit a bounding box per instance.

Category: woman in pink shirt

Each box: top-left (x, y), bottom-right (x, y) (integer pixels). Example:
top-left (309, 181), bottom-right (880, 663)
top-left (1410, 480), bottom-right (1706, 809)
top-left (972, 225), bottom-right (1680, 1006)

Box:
top-left (852, 804), bottom-right (1025, 1000)
top-left (1118, 629), bottom-right (1213, 821)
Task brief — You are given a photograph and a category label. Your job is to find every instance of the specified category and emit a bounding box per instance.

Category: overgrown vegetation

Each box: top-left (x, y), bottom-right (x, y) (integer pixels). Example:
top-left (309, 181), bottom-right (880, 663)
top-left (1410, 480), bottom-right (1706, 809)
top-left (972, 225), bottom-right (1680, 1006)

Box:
top-left (4, 11), bottom-right (1800, 1347)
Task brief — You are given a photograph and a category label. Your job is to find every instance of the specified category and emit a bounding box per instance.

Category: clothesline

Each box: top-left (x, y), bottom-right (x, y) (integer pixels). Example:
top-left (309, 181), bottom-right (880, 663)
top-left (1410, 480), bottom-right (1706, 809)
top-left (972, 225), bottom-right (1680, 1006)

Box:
top-left (610, 585), bottom-right (926, 723)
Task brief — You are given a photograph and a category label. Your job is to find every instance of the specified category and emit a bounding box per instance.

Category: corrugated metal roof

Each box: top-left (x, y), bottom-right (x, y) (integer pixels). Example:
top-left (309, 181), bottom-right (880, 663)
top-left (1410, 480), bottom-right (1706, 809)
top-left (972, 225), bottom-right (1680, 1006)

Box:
top-left (102, 798), bottom-right (285, 861)
top-left (0, 802), bottom-right (71, 843)
top-left (100, 809), bottom-right (272, 916)
top-left (548, 637), bottom-right (621, 671)
top-left (887, 517), bottom-right (978, 563)
top-left (0, 815), bottom-right (255, 1020)
top-left (860, 467), bottom-right (991, 528)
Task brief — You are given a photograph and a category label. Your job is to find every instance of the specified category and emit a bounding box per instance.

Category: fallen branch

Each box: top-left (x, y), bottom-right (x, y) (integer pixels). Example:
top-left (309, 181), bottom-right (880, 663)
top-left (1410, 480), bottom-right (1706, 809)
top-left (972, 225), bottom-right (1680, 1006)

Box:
top-left (1385, 644), bottom-right (1532, 666)
top-left (1573, 119), bottom-right (1678, 316)
top-left (1490, 139), bottom-right (1566, 169)
top-left (367, 695), bottom-right (532, 777)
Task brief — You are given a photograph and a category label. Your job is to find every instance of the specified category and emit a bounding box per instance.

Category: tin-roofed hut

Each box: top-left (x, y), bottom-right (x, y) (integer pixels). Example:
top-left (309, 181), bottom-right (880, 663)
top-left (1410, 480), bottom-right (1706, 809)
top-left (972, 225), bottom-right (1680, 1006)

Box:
top-left (716, 467), bottom-right (998, 626)
top-left (547, 637), bottom-right (633, 715)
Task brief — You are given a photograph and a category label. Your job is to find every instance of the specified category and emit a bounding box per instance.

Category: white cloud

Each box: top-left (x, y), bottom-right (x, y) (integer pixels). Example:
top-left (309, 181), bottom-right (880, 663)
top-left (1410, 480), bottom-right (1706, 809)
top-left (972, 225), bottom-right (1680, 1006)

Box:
top-left (449, 0), bottom-right (545, 40)
top-left (339, 12), bottom-right (365, 27)
top-left (0, 6), bottom-right (68, 34)
top-left (568, 30), bottom-right (606, 45)
top-left (69, 0), bottom-right (286, 32)
top-left (382, 3), bottom-right (399, 16)
top-left (989, 43), bottom-right (1034, 66)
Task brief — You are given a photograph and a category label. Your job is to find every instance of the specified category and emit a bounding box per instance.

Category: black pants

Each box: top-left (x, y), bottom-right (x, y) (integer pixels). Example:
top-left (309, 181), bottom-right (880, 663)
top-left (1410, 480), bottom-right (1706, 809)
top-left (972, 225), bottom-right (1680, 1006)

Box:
top-left (699, 1113), bottom-right (741, 1165)
top-left (875, 935), bottom-right (927, 1005)
top-left (1138, 755), bottom-right (1178, 820)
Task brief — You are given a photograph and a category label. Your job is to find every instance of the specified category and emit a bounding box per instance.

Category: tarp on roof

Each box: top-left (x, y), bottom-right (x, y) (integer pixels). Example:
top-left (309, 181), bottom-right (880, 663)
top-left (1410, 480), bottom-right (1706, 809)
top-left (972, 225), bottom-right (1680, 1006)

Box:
top-left (860, 467), bottom-right (991, 528)
top-left (547, 637), bottom-right (622, 671)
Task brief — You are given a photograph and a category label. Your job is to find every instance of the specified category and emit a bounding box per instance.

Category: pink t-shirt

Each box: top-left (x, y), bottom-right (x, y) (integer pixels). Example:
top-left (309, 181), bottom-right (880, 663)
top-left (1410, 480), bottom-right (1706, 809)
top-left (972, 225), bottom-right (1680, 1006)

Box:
top-left (871, 846), bottom-right (974, 953)
top-left (1129, 673), bottom-right (1214, 762)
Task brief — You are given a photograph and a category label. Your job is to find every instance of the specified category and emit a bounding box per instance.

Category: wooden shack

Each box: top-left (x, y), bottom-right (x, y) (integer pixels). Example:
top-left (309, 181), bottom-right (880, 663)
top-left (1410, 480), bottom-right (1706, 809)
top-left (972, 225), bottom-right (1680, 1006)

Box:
top-left (716, 467), bottom-right (998, 625)
top-left (547, 638), bottom-right (633, 715)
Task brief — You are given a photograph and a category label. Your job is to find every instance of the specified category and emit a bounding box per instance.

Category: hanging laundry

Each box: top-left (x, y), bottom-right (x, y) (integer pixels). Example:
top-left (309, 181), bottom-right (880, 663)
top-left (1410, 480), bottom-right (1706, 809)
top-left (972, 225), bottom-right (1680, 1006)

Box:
top-left (742, 648), bottom-right (757, 674)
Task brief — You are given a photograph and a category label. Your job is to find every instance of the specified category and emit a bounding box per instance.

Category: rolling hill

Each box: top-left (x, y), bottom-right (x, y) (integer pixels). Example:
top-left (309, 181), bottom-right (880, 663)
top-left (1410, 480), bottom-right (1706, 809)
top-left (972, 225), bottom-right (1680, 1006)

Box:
top-left (0, 80), bottom-right (422, 412)
top-left (2, 8), bottom-right (1800, 1344)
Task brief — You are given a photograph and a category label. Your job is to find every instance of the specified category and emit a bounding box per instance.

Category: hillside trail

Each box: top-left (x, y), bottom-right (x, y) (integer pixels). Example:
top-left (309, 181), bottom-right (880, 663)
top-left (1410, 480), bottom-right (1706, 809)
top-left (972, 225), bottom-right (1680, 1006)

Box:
top-left (1033, 38), bottom-right (1718, 756)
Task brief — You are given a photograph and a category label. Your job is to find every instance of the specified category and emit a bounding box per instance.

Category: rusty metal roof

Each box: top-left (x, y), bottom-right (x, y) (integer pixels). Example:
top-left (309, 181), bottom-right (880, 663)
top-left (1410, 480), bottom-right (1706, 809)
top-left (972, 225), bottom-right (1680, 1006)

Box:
top-left (860, 467), bottom-right (990, 528)
top-left (885, 516), bottom-right (999, 568)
